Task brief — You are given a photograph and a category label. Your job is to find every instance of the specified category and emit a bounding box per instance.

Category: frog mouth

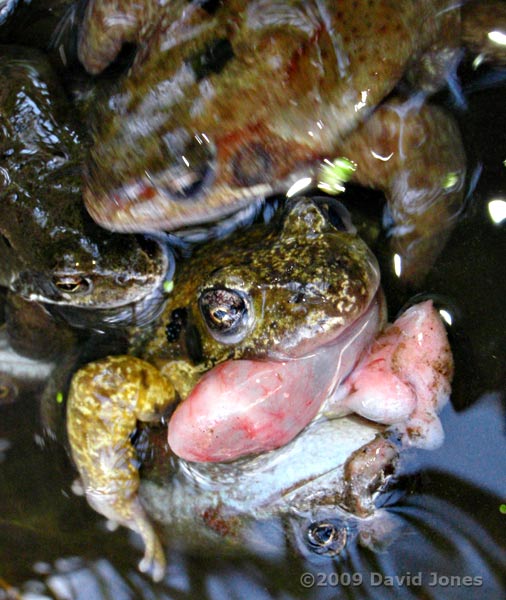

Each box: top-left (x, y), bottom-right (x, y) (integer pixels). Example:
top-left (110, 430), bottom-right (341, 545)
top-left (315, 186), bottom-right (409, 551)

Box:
top-left (168, 294), bottom-right (383, 463)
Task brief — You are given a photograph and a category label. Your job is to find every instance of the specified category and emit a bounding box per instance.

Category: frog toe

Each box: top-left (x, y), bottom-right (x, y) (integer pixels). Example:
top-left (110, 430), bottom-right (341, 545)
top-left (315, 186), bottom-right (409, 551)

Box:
top-left (138, 532), bottom-right (166, 583)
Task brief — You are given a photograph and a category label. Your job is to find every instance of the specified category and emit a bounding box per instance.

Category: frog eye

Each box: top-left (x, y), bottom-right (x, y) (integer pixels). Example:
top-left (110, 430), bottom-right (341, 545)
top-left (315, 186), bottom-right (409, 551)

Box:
top-left (0, 382), bottom-right (17, 405)
top-left (306, 521), bottom-right (347, 556)
top-left (52, 274), bottom-right (92, 295)
top-left (199, 287), bottom-right (250, 341)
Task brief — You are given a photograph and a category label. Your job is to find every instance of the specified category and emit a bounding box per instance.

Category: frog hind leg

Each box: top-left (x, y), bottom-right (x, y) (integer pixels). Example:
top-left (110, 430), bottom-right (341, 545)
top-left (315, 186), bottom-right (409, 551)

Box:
top-left (67, 355), bottom-right (176, 581)
top-left (337, 96), bottom-right (466, 285)
top-left (342, 433), bottom-right (399, 517)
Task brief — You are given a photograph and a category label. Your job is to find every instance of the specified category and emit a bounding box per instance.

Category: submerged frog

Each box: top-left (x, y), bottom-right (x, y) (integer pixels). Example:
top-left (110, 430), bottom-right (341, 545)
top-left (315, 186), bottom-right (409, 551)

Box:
top-left (76, 0), bottom-right (505, 281)
top-left (138, 413), bottom-right (399, 561)
top-left (0, 46), bottom-right (171, 329)
top-left (66, 197), bottom-right (453, 581)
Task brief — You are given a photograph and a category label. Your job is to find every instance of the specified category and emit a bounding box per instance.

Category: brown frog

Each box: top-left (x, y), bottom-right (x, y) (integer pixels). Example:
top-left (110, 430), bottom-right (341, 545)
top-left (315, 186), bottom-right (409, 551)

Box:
top-left (76, 0), bottom-right (506, 281)
top-left (0, 46), bottom-right (172, 336)
top-left (66, 197), bottom-right (452, 581)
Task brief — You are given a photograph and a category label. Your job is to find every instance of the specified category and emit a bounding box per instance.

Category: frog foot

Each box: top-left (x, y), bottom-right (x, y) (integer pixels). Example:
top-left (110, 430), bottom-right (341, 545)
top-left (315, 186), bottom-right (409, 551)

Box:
top-left (338, 98), bottom-right (466, 284)
top-left (88, 489), bottom-right (166, 582)
top-left (342, 433), bottom-right (399, 517)
top-left (67, 355), bottom-right (176, 581)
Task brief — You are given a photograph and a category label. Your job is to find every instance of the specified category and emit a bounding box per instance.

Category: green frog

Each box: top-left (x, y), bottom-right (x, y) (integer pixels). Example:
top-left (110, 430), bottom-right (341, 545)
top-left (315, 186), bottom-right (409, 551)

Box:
top-left (0, 46), bottom-right (171, 333)
top-left (66, 197), bottom-right (453, 580)
top-left (76, 0), bottom-right (506, 281)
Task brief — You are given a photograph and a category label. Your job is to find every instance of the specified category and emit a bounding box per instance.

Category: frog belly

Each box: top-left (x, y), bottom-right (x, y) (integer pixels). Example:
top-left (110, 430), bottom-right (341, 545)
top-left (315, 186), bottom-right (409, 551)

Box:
top-left (168, 296), bottom-right (382, 462)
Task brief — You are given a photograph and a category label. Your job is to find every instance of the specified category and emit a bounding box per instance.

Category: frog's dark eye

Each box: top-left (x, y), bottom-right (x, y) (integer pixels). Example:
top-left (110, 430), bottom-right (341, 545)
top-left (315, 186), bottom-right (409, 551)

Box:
top-left (306, 521), bottom-right (347, 556)
top-left (152, 136), bottom-right (216, 200)
top-left (52, 274), bottom-right (92, 295)
top-left (199, 287), bottom-right (250, 341)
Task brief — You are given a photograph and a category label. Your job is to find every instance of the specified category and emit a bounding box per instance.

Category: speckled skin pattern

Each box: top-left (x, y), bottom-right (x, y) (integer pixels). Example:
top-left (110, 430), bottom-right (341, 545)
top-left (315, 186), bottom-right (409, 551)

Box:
top-left (144, 197), bottom-right (380, 366)
top-left (67, 355), bottom-right (176, 582)
top-left (72, 0), bottom-right (501, 284)
top-left (66, 196), bottom-right (381, 581)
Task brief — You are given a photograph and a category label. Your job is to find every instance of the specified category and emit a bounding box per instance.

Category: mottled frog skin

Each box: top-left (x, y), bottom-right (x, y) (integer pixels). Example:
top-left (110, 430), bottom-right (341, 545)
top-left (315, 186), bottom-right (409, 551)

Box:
top-left (66, 197), bottom-right (453, 580)
top-left (0, 46), bottom-right (170, 323)
top-left (67, 196), bottom-right (383, 580)
top-left (75, 0), bottom-right (506, 281)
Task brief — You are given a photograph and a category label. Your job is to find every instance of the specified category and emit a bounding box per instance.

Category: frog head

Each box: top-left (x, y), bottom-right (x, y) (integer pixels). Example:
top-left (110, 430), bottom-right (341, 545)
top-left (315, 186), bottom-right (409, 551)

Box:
top-left (0, 46), bottom-right (171, 323)
top-left (144, 197), bottom-right (383, 461)
top-left (83, 2), bottom-right (341, 233)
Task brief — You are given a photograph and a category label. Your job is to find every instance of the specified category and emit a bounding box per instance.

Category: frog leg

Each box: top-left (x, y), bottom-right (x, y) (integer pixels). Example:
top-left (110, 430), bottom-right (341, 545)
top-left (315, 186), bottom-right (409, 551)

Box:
top-left (331, 300), bottom-right (453, 446)
top-left (342, 433), bottom-right (399, 517)
top-left (327, 301), bottom-right (453, 513)
top-left (78, 0), bottom-right (158, 74)
top-left (336, 96), bottom-right (466, 285)
top-left (67, 355), bottom-right (176, 582)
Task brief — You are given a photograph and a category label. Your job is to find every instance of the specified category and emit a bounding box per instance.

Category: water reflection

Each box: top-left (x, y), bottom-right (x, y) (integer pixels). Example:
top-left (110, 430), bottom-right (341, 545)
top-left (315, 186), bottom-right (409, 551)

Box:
top-left (5, 464), bottom-right (506, 600)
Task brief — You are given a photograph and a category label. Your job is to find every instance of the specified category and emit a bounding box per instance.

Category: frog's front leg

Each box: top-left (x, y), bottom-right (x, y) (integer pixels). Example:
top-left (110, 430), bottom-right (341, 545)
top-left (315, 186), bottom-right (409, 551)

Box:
top-left (338, 97), bottom-right (466, 284)
top-left (342, 434), bottom-right (399, 517)
top-left (67, 355), bottom-right (176, 582)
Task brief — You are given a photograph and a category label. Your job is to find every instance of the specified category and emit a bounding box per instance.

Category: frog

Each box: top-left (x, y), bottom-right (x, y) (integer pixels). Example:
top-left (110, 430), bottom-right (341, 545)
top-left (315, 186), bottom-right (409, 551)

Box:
top-left (0, 45), bottom-right (172, 334)
top-left (136, 412), bottom-right (400, 561)
top-left (66, 196), bottom-right (453, 581)
top-left (75, 0), bottom-right (506, 282)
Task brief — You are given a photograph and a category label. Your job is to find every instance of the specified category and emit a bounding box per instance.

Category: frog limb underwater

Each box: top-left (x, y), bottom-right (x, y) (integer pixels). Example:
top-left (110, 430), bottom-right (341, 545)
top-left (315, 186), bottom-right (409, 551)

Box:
top-left (67, 356), bottom-right (176, 582)
top-left (75, 0), bottom-right (506, 281)
top-left (66, 197), bottom-right (453, 580)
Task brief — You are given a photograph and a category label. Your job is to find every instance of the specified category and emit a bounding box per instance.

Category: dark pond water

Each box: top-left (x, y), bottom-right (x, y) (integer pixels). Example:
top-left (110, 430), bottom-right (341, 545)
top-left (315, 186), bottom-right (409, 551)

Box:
top-left (1, 14), bottom-right (506, 600)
